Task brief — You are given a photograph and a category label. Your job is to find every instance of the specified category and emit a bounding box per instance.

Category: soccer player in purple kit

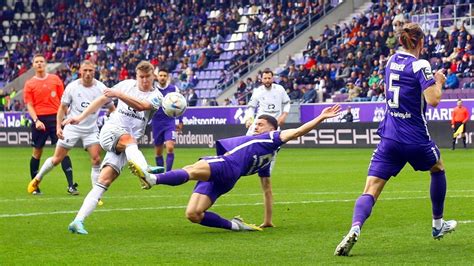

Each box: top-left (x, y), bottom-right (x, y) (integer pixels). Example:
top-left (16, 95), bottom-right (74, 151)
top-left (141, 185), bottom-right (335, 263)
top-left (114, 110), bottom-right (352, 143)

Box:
top-left (129, 105), bottom-right (341, 231)
top-left (151, 68), bottom-right (183, 171)
top-left (335, 23), bottom-right (457, 256)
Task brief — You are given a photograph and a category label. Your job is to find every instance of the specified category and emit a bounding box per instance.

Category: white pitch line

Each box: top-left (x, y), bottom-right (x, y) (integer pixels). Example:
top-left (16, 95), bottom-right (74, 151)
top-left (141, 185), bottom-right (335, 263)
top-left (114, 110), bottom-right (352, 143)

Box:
top-left (0, 195), bottom-right (473, 218)
top-left (1, 190), bottom-right (473, 203)
top-left (458, 220), bottom-right (474, 224)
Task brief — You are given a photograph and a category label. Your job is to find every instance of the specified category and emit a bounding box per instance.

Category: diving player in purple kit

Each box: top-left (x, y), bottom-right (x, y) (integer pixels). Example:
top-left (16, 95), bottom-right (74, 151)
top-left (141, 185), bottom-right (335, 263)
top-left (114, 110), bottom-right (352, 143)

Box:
top-left (151, 68), bottom-right (183, 171)
top-left (335, 23), bottom-right (457, 256)
top-left (129, 105), bottom-right (341, 231)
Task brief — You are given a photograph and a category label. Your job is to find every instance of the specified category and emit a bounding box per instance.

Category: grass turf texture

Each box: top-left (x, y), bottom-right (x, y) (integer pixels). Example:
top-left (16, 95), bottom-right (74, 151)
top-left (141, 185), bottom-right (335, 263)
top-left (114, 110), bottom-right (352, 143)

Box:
top-left (0, 147), bottom-right (473, 264)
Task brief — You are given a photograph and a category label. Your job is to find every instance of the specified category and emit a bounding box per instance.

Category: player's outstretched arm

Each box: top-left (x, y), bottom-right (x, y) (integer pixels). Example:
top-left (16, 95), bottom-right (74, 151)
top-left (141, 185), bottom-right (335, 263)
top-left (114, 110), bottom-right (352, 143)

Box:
top-left (63, 95), bottom-right (110, 125)
top-left (279, 105), bottom-right (341, 143)
top-left (103, 88), bottom-right (153, 111)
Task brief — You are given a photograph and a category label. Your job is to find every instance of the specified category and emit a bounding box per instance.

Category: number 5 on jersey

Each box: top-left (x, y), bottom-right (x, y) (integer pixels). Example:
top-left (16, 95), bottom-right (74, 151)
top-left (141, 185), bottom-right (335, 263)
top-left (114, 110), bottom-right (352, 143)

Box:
top-left (387, 73), bottom-right (400, 108)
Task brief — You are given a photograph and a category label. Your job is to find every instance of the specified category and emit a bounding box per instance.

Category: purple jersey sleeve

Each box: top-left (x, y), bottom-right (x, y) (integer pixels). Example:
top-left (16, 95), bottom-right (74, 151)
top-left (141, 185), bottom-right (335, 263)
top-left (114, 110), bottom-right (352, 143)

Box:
top-left (413, 59), bottom-right (436, 91)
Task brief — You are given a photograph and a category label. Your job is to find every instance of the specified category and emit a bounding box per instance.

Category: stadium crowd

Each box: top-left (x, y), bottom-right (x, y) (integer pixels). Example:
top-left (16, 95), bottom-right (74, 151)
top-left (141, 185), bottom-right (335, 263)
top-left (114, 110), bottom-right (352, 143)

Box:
top-left (0, 0), bottom-right (473, 109)
top-left (232, 0), bottom-right (473, 105)
top-left (0, 0), bottom-right (334, 109)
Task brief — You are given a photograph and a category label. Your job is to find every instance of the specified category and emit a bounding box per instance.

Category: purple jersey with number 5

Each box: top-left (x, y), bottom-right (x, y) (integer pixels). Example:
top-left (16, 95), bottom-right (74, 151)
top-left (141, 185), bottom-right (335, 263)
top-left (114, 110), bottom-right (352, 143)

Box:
top-left (378, 51), bottom-right (436, 144)
top-left (215, 131), bottom-right (284, 177)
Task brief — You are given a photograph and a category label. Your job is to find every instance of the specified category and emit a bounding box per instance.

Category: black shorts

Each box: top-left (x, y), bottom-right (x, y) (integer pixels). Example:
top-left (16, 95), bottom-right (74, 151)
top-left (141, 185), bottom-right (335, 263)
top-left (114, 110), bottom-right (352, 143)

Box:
top-left (454, 122), bottom-right (467, 134)
top-left (31, 114), bottom-right (58, 148)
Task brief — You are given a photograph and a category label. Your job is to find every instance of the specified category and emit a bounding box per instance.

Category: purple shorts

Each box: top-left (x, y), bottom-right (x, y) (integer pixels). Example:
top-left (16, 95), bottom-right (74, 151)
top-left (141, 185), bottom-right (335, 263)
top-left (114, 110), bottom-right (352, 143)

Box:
top-left (152, 124), bottom-right (176, 146)
top-left (31, 114), bottom-right (58, 148)
top-left (368, 138), bottom-right (440, 180)
top-left (193, 156), bottom-right (241, 203)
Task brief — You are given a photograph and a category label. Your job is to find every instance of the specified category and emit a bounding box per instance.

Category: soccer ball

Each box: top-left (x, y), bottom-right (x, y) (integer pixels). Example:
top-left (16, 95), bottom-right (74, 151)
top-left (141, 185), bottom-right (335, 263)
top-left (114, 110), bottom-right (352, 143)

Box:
top-left (162, 92), bottom-right (187, 117)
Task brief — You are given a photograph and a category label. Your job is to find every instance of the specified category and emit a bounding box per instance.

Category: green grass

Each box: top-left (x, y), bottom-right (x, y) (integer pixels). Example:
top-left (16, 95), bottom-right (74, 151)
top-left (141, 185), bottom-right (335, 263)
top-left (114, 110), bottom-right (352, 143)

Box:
top-left (1, 147), bottom-right (473, 264)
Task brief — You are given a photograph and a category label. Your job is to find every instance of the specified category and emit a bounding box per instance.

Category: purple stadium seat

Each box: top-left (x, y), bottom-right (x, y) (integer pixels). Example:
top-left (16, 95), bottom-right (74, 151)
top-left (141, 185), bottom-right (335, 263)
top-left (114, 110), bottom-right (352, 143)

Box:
top-left (218, 61), bottom-right (225, 70)
top-left (209, 89), bottom-right (218, 98)
top-left (204, 71), bottom-right (210, 79)
top-left (222, 43), bottom-right (229, 50)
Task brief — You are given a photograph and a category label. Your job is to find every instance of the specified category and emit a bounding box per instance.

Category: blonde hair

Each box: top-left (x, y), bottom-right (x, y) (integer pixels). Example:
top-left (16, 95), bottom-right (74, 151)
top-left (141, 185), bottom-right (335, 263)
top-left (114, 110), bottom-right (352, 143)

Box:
top-left (80, 60), bottom-right (96, 68)
top-left (135, 61), bottom-right (154, 73)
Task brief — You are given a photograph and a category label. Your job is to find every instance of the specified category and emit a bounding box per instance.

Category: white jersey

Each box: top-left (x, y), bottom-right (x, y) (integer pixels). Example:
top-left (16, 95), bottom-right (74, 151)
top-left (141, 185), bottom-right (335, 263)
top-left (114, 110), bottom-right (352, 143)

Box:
top-left (248, 83), bottom-right (290, 118)
top-left (106, 79), bottom-right (162, 140)
top-left (62, 79), bottom-right (109, 133)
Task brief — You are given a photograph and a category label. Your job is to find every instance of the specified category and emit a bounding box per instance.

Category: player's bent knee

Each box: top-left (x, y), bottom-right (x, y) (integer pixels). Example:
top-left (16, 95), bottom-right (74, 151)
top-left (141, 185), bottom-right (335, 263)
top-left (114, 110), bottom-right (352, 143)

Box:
top-left (186, 210), bottom-right (203, 223)
top-left (430, 160), bottom-right (445, 173)
top-left (119, 134), bottom-right (135, 144)
top-left (91, 156), bottom-right (101, 166)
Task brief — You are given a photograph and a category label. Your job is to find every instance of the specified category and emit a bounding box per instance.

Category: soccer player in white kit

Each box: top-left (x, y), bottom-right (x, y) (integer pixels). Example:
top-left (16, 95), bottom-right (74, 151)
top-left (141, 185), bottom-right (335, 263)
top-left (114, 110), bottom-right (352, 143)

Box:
top-left (243, 68), bottom-right (291, 228)
top-left (64, 61), bottom-right (163, 234)
top-left (27, 60), bottom-right (115, 195)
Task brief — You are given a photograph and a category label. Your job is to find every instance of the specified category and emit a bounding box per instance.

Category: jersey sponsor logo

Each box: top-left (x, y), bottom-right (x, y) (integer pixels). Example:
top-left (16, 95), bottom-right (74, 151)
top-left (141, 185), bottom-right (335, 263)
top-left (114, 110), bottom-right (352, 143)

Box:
top-left (421, 67), bottom-right (433, 80)
top-left (51, 91), bottom-right (56, 97)
top-left (389, 111), bottom-right (412, 119)
top-left (118, 108), bottom-right (145, 121)
top-left (81, 102), bottom-right (90, 108)
top-left (267, 104), bottom-right (276, 110)
top-left (127, 106), bottom-right (138, 113)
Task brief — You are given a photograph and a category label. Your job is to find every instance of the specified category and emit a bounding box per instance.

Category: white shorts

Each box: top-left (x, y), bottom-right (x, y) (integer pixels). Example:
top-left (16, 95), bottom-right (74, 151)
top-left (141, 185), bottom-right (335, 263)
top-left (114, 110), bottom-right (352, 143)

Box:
top-left (99, 124), bottom-right (128, 153)
top-left (57, 126), bottom-right (100, 149)
top-left (101, 151), bottom-right (127, 175)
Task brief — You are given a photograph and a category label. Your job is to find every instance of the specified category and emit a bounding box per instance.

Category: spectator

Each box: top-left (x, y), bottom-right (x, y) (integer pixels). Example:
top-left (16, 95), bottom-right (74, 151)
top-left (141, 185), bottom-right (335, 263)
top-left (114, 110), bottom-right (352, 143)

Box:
top-left (445, 69), bottom-right (459, 89)
top-left (301, 85), bottom-right (316, 103)
top-left (187, 88), bottom-right (198, 106)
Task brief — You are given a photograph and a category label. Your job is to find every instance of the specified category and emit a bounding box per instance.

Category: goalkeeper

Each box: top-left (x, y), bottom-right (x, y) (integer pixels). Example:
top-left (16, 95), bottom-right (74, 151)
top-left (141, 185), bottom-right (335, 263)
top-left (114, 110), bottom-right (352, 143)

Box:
top-left (243, 69), bottom-right (291, 228)
top-left (451, 99), bottom-right (469, 150)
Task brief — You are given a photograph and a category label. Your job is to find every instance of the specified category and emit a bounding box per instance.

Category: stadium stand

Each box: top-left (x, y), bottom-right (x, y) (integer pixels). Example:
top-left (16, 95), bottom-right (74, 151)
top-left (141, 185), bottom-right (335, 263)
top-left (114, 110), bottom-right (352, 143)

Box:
top-left (228, 1), bottom-right (473, 105)
top-left (0, 0), bottom-right (472, 109)
top-left (0, 0), bottom-right (341, 109)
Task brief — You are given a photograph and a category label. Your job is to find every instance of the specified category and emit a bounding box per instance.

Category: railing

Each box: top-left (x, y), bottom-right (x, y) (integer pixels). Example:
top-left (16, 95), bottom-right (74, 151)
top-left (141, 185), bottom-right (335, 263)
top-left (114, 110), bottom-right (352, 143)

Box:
top-left (217, 0), bottom-right (342, 93)
top-left (412, 3), bottom-right (473, 33)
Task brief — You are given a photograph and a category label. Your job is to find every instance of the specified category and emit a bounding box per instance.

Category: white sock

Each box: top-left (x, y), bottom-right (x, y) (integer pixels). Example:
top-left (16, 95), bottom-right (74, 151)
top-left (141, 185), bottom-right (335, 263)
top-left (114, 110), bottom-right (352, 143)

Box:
top-left (433, 218), bottom-right (443, 229)
top-left (74, 183), bottom-right (107, 222)
top-left (231, 221), bottom-right (240, 231)
top-left (124, 144), bottom-right (148, 170)
top-left (36, 157), bottom-right (55, 181)
top-left (90, 166), bottom-right (100, 187)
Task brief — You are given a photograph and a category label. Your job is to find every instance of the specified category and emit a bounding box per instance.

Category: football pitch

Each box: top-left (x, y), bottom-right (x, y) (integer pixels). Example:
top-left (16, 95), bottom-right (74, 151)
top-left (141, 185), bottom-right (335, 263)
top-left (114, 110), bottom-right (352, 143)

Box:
top-left (1, 147), bottom-right (473, 264)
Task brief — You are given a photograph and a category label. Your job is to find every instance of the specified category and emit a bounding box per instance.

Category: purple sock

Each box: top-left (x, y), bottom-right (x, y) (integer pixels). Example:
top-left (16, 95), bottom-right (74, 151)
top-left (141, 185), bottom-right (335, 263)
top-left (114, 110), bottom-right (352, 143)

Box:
top-left (199, 211), bottom-right (232, 230)
top-left (155, 169), bottom-right (189, 186)
top-left (430, 170), bottom-right (446, 219)
top-left (155, 156), bottom-right (164, 167)
top-left (166, 153), bottom-right (174, 172)
top-left (352, 194), bottom-right (375, 227)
